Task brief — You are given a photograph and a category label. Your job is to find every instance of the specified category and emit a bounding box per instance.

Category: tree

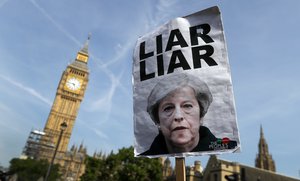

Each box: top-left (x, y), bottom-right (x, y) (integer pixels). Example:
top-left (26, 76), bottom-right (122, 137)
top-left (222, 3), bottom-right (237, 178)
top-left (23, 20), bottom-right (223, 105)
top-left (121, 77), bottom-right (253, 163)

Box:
top-left (81, 146), bottom-right (163, 181)
top-left (9, 158), bottom-right (61, 181)
top-left (80, 155), bottom-right (106, 181)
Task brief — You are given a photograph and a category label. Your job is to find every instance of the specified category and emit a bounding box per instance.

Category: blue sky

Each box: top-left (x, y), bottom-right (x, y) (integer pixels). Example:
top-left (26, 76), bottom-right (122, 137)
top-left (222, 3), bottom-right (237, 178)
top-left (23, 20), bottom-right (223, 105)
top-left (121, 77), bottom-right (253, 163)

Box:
top-left (0, 0), bottom-right (300, 178)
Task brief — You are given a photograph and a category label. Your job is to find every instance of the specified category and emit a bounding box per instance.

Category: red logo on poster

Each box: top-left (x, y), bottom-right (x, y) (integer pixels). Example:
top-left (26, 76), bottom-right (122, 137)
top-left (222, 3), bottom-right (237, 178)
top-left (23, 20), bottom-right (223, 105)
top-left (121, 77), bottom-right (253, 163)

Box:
top-left (222, 137), bottom-right (230, 144)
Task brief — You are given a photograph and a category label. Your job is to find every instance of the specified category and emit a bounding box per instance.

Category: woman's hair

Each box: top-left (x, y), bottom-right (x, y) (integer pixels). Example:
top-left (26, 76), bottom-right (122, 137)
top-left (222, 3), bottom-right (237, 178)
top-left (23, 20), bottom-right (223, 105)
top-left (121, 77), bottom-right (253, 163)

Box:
top-left (147, 73), bottom-right (213, 124)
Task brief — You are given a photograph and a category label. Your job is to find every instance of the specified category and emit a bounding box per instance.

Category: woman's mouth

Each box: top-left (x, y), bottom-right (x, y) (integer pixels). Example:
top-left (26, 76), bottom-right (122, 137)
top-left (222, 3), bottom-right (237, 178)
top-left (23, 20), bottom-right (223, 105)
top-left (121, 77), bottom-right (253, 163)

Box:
top-left (172, 126), bottom-right (187, 131)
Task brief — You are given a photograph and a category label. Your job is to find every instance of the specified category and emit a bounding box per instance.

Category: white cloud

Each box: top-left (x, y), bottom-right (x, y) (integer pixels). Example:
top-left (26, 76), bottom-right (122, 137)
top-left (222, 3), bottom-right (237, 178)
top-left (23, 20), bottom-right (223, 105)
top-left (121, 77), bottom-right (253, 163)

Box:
top-left (0, 74), bottom-right (52, 106)
top-left (100, 41), bottom-right (133, 69)
top-left (0, 0), bottom-right (9, 8)
top-left (0, 102), bottom-right (11, 113)
top-left (28, 0), bottom-right (81, 47)
top-left (90, 69), bottom-right (124, 112)
top-left (91, 127), bottom-right (108, 139)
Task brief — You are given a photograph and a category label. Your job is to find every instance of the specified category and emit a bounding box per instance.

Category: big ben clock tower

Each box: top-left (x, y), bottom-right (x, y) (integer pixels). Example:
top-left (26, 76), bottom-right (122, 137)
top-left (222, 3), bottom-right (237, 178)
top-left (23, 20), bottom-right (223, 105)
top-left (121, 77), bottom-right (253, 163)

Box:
top-left (38, 36), bottom-right (90, 171)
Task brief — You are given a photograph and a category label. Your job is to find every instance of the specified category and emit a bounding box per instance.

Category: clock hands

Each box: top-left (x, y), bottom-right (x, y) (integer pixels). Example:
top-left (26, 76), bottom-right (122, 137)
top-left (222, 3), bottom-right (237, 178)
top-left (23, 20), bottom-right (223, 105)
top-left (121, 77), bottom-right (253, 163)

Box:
top-left (66, 77), bottom-right (81, 91)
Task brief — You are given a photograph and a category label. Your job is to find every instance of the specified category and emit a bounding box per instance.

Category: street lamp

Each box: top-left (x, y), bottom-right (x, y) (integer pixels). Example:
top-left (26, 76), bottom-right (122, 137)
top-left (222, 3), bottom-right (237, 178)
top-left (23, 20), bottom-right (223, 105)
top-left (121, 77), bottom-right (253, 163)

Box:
top-left (45, 121), bottom-right (67, 181)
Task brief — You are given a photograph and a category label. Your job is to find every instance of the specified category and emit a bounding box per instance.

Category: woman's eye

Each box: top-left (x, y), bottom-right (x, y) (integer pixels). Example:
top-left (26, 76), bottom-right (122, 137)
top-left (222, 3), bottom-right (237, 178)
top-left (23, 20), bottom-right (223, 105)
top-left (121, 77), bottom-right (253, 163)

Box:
top-left (183, 104), bottom-right (193, 109)
top-left (163, 106), bottom-right (174, 112)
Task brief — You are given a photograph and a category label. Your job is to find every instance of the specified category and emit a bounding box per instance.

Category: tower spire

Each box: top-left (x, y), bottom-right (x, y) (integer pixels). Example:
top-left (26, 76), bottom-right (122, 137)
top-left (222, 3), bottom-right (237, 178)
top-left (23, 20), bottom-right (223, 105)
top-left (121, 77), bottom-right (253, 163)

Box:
top-left (80, 33), bottom-right (91, 54)
top-left (76, 34), bottom-right (91, 63)
top-left (255, 125), bottom-right (276, 172)
top-left (260, 124), bottom-right (264, 138)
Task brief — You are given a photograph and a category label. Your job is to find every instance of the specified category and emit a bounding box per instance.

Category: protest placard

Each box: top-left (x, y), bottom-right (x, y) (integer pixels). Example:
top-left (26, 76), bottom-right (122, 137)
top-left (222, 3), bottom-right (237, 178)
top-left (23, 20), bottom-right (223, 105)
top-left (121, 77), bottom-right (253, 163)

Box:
top-left (133, 6), bottom-right (240, 157)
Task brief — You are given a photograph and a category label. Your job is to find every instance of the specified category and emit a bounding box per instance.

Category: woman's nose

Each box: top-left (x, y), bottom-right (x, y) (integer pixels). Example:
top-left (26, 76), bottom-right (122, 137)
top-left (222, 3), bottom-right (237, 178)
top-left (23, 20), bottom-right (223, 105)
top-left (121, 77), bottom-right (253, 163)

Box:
top-left (174, 107), bottom-right (184, 122)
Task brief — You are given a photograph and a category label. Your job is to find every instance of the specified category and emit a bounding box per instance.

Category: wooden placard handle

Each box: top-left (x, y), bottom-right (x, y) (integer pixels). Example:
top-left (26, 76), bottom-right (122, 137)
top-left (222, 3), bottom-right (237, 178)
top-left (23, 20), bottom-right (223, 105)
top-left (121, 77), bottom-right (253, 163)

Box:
top-left (175, 157), bottom-right (186, 181)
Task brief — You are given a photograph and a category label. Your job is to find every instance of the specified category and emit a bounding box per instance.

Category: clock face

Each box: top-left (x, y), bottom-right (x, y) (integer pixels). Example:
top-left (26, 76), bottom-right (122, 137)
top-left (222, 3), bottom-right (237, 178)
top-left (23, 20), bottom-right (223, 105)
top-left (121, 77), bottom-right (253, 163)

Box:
top-left (66, 77), bottom-right (81, 91)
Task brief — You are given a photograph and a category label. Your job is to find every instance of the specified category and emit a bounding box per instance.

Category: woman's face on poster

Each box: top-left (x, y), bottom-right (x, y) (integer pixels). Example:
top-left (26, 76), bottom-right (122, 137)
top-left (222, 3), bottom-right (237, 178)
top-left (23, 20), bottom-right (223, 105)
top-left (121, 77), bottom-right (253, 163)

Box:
top-left (158, 86), bottom-right (201, 148)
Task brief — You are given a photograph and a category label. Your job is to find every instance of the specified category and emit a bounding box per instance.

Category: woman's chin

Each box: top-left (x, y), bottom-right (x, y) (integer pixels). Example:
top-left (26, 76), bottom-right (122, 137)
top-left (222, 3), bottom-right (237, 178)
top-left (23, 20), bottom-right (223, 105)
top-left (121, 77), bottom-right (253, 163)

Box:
top-left (171, 137), bottom-right (193, 147)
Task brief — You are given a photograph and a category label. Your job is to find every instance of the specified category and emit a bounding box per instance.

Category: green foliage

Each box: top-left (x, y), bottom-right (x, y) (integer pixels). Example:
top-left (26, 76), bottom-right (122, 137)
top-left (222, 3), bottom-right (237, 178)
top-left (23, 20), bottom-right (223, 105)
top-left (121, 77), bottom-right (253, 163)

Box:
top-left (80, 156), bottom-right (106, 181)
top-left (81, 146), bottom-right (163, 181)
top-left (9, 158), bottom-right (61, 181)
